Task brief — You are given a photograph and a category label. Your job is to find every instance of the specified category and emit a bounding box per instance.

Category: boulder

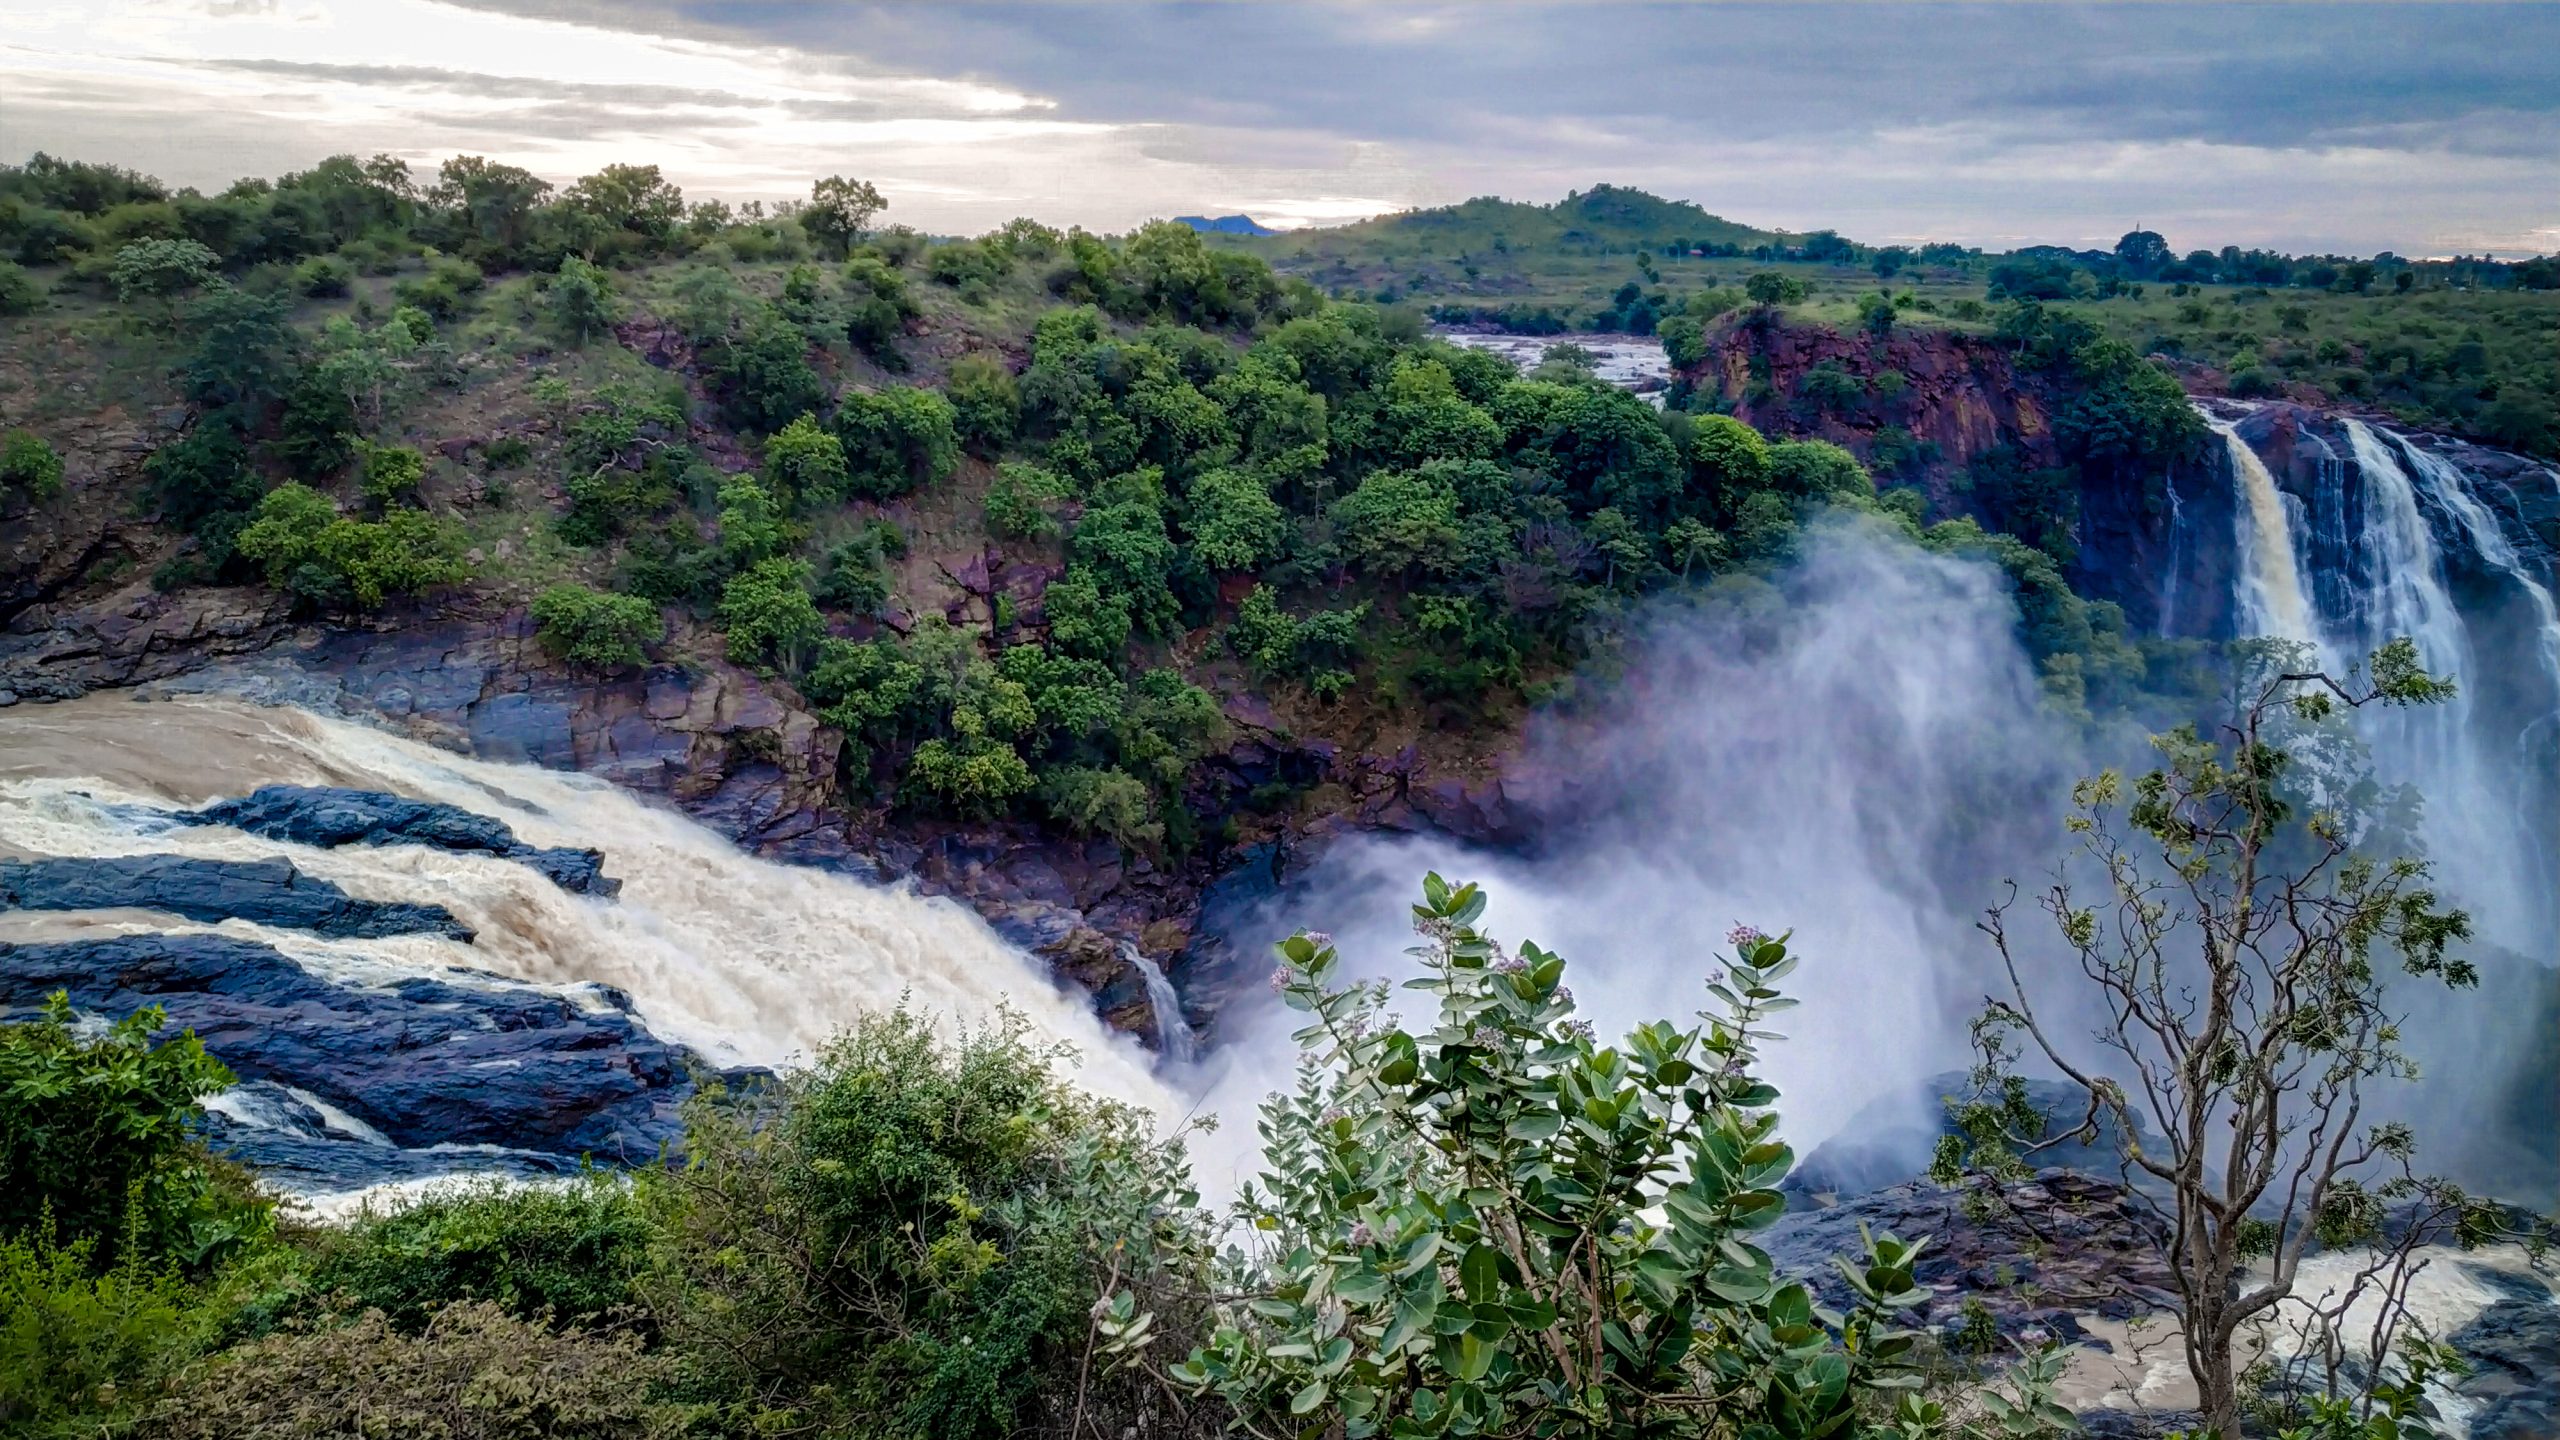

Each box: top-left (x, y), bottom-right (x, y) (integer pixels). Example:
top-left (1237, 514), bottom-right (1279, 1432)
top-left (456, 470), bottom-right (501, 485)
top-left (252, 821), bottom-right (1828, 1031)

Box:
top-left (0, 854), bottom-right (472, 940)
top-left (0, 933), bottom-right (712, 1169)
top-left (181, 784), bottom-right (618, 896)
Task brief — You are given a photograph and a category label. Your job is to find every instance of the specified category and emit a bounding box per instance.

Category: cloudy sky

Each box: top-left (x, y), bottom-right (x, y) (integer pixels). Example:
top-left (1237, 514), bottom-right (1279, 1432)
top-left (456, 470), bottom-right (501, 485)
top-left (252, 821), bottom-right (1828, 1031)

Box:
top-left (4, 1), bottom-right (2555, 255)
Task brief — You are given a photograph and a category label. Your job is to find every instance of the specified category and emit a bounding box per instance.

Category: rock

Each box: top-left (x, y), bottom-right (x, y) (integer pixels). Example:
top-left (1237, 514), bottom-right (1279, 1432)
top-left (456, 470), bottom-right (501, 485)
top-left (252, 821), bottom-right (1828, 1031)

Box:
top-left (0, 934), bottom-right (715, 1173)
top-left (1784, 1073), bottom-right (2165, 1206)
top-left (2451, 1275), bottom-right (2560, 1440)
top-left (180, 784), bottom-right (619, 896)
top-left (1766, 1171), bottom-right (2178, 1338)
top-left (0, 854), bottom-right (472, 940)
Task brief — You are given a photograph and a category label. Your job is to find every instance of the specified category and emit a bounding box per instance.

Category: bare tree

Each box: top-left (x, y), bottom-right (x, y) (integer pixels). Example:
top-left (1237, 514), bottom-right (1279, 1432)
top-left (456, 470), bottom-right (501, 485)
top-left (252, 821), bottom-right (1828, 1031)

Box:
top-left (1945, 639), bottom-right (2533, 1437)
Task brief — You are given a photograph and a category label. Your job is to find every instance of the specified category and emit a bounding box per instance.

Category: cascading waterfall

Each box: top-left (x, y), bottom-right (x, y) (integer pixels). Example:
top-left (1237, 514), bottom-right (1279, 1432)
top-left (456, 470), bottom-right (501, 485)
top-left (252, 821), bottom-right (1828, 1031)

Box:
top-left (0, 696), bottom-right (1181, 1116)
top-left (2213, 414), bottom-right (2324, 653)
top-left (1122, 943), bottom-right (1199, 1065)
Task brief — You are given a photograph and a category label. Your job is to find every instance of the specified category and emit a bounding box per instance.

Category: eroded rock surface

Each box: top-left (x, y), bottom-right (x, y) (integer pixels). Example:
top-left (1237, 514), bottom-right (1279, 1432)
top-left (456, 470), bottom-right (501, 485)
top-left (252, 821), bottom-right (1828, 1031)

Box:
top-left (0, 854), bottom-right (472, 940)
top-left (181, 784), bottom-right (619, 896)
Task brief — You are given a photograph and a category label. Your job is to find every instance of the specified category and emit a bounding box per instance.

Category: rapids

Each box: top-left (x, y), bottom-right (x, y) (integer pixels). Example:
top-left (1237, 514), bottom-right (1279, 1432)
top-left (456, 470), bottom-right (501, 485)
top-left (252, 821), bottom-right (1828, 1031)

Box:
top-left (0, 695), bottom-right (1180, 1123)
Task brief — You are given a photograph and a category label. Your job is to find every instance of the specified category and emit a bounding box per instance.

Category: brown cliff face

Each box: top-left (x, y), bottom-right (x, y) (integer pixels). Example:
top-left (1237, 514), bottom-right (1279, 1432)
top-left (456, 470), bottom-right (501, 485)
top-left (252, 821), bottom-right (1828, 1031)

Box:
top-left (1690, 313), bottom-right (2069, 507)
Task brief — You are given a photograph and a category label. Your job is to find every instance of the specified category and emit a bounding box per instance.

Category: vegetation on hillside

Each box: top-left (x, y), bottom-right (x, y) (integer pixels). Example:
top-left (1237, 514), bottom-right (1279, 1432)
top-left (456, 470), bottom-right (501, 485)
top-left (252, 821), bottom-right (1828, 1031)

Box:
top-left (0, 150), bottom-right (2205, 861)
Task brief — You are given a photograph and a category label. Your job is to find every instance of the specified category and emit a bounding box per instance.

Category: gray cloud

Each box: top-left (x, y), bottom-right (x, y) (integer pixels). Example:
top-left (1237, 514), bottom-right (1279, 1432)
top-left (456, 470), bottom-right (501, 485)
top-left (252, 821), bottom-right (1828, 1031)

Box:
top-left (6, 1), bottom-right (2555, 253)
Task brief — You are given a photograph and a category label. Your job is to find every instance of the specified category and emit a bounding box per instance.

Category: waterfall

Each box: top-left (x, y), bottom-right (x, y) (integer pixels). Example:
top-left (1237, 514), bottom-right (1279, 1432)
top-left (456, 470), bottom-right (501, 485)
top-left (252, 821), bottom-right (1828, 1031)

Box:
top-left (0, 695), bottom-right (1181, 1117)
top-left (2207, 408), bottom-right (2559, 950)
top-left (2213, 417), bottom-right (2323, 653)
top-left (1122, 943), bottom-right (1198, 1065)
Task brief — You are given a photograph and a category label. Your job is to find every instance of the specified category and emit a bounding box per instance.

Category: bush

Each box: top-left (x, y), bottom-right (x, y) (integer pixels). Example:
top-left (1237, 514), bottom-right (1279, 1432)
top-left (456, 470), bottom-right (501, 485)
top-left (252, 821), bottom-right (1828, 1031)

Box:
top-left (0, 1225), bottom-right (208, 1435)
top-left (0, 429), bottom-right (64, 499)
top-left (291, 254), bottom-right (352, 298)
top-left (283, 1176), bottom-right (651, 1335)
top-left (635, 1008), bottom-right (1199, 1440)
top-left (946, 352), bottom-right (1020, 456)
top-left (835, 385), bottom-right (959, 497)
top-left (152, 1303), bottom-right (670, 1440)
top-left (0, 259), bottom-right (43, 316)
top-left (530, 585), bottom-right (662, 672)
top-left (545, 255), bottom-right (618, 346)
top-left (984, 460), bottom-right (1070, 540)
top-left (234, 482), bottom-right (467, 610)
top-left (761, 412), bottom-right (848, 506)
top-left (717, 557), bottom-right (823, 672)
top-left (703, 306), bottom-right (824, 435)
top-left (0, 995), bottom-right (268, 1269)
top-left (109, 237), bottom-right (219, 312)
top-left (1173, 877), bottom-right (1931, 1437)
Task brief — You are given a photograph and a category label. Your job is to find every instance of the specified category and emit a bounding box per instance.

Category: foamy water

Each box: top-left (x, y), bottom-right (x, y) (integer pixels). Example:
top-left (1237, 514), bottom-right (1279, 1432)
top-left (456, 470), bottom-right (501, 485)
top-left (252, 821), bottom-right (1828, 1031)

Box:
top-left (0, 695), bottom-right (1179, 1116)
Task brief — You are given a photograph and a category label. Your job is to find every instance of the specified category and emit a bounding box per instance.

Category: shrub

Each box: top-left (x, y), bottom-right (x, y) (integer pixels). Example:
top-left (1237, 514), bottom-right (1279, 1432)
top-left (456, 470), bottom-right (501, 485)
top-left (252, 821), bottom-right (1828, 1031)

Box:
top-left (530, 585), bottom-right (662, 672)
top-left (291, 254), bottom-right (352, 298)
top-left (0, 994), bottom-right (268, 1268)
top-left (984, 460), bottom-right (1070, 540)
top-left (717, 557), bottom-right (823, 672)
top-left (1172, 877), bottom-right (1933, 1437)
top-left (152, 1303), bottom-right (670, 1440)
top-left (545, 255), bottom-right (618, 346)
top-left (234, 482), bottom-right (467, 609)
top-left (703, 306), bottom-right (824, 435)
top-left (283, 1176), bottom-right (651, 1335)
top-left (0, 429), bottom-right (64, 499)
top-left (635, 1008), bottom-right (1199, 1440)
top-left (355, 438), bottom-right (426, 509)
top-left (841, 254), bottom-right (916, 362)
top-left (761, 412), bottom-right (848, 506)
top-left (946, 352), bottom-right (1020, 456)
top-left (835, 385), bottom-right (959, 498)
top-left (1181, 467), bottom-right (1286, 572)
top-left (0, 260), bottom-right (43, 316)
top-left (109, 237), bottom-right (219, 311)
top-left (0, 1225), bottom-right (208, 1435)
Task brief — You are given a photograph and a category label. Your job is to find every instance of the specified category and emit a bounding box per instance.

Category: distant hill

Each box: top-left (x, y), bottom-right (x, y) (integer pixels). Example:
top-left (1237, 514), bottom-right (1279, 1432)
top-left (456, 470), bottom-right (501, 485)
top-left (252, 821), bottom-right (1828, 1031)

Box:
top-left (1273, 185), bottom-right (1793, 253)
top-left (1175, 214), bottom-right (1279, 236)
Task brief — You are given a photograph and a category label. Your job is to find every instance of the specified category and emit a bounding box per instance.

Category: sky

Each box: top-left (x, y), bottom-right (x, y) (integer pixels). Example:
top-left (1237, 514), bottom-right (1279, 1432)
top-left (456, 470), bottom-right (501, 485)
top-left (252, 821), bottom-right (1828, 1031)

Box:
top-left (3, 0), bottom-right (2555, 256)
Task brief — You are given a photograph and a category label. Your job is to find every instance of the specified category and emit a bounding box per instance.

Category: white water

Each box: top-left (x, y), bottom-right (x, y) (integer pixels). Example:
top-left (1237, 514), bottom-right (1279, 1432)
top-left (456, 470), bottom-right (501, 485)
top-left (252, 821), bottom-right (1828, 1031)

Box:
top-left (2216, 416), bottom-right (2324, 653)
top-left (0, 696), bottom-right (1179, 1117)
top-left (1123, 943), bottom-right (1199, 1065)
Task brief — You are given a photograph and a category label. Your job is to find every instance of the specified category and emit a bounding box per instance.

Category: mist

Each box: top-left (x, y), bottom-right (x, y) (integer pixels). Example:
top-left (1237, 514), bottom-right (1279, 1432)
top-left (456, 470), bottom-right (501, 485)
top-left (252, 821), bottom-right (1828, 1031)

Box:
top-left (1182, 520), bottom-right (2094, 1196)
top-left (1180, 514), bottom-right (2560, 1205)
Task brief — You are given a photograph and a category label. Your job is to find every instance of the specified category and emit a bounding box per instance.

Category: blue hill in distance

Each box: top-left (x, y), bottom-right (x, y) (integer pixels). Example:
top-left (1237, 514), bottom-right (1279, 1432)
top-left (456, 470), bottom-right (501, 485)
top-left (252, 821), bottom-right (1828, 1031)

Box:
top-left (1175, 213), bottom-right (1279, 236)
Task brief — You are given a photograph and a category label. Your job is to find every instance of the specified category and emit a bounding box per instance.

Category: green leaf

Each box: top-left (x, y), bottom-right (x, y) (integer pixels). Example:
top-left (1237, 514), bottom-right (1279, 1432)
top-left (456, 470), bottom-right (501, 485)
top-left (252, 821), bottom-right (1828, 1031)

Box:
top-left (1460, 1243), bottom-right (1501, 1304)
top-left (1290, 1379), bottom-right (1329, 1415)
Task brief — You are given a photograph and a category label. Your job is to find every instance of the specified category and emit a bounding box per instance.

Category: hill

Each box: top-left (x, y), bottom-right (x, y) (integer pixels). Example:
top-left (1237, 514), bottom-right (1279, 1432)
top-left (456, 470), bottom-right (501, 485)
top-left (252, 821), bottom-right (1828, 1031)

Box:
top-left (1173, 214), bottom-right (1277, 236)
top-left (1278, 184), bottom-right (1790, 254)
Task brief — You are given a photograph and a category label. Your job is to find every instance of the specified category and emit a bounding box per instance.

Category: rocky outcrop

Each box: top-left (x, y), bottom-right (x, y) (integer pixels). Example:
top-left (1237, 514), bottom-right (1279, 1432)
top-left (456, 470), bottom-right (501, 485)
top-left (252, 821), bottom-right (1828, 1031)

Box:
top-left (0, 854), bottom-right (472, 941)
top-left (0, 933), bottom-right (709, 1180)
top-left (180, 784), bottom-right (619, 896)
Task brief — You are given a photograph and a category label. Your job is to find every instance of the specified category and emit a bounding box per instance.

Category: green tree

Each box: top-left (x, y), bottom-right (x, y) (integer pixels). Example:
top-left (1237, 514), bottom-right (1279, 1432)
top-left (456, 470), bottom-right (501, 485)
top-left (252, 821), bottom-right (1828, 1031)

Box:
top-left (530, 584), bottom-right (662, 671)
top-left (946, 352), bottom-right (1021, 456)
top-left (1948, 640), bottom-right (2512, 1438)
top-left (544, 255), bottom-right (618, 346)
top-left (836, 385), bottom-right (960, 498)
top-left (762, 412), bottom-right (849, 506)
top-left (0, 260), bottom-right (43, 316)
top-left (1330, 464), bottom-right (1462, 579)
top-left (234, 483), bottom-right (466, 609)
top-left (802, 175), bottom-right (886, 259)
top-left (1182, 466), bottom-right (1286, 572)
top-left (704, 306), bottom-right (826, 436)
top-left (985, 460), bottom-right (1071, 540)
top-left (179, 283), bottom-right (300, 412)
top-left (0, 430), bottom-right (64, 499)
top-left (109, 237), bottom-right (219, 321)
top-left (718, 557), bottom-right (824, 672)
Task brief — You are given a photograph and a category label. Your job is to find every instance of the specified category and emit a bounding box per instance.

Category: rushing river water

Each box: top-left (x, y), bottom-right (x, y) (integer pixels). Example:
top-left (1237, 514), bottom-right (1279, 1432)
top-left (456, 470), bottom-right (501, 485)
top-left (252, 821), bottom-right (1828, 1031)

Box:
top-left (0, 697), bottom-right (1181, 1152)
